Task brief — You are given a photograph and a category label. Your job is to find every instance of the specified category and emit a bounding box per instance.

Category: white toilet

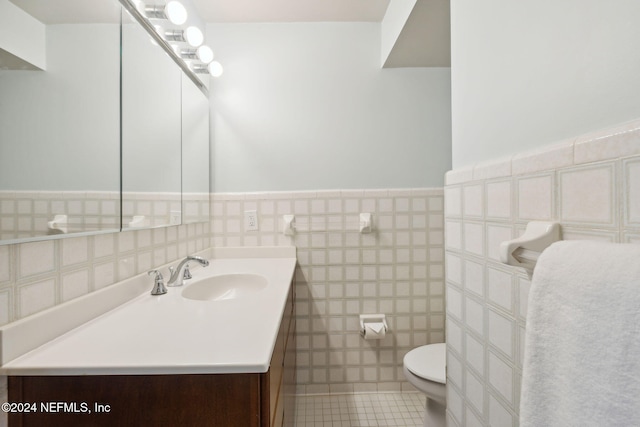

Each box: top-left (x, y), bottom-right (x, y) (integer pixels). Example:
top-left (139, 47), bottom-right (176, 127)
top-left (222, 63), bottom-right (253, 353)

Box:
top-left (403, 343), bottom-right (447, 427)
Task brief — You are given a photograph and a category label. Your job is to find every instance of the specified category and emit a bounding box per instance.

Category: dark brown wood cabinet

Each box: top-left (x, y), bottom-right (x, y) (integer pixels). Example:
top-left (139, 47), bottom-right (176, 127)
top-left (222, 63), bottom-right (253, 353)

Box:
top-left (8, 281), bottom-right (296, 427)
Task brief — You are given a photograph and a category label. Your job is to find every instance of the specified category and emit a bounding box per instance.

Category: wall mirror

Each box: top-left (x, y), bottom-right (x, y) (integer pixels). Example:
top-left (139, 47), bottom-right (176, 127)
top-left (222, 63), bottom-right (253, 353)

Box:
top-left (181, 73), bottom-right (210, 224)
top-left (121, 9), bottom-right (183, 230)
top-left (120, 0), bottom-right (211, 228)
top-left (0, 0), bottom-right (210, 245)
top-left (0, 0), bottom-right (122, 243)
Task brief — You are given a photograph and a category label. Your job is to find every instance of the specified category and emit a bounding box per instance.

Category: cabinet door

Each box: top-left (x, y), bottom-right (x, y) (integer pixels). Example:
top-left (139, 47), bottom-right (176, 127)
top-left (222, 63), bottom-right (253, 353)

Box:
top-left (267, 280), bottom-right (295, 427)
top-left (9, 374), bottom-right (263, 427)
top-left (283, 317), bottom-right (297, 427)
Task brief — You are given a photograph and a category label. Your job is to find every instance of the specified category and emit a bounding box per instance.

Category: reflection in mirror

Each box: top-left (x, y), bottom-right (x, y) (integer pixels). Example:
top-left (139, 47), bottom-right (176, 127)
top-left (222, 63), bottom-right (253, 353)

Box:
top-left (0, 0), bottom-right (122, 243)
top-left (181, 74), bottom-right (210, 224)
top-left (121, 10), bottom-right (182, 230)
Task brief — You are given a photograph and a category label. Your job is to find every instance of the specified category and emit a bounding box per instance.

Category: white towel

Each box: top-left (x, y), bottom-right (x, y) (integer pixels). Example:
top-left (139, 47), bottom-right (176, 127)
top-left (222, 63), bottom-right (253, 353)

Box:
top-left (520, 241), bottom-right (640, 427)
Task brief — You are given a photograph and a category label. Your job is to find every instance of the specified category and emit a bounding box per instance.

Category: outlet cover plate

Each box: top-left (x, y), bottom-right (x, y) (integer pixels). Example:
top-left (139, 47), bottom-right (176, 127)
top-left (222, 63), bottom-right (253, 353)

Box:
top-left (244, 210), bottom-right (259, 231)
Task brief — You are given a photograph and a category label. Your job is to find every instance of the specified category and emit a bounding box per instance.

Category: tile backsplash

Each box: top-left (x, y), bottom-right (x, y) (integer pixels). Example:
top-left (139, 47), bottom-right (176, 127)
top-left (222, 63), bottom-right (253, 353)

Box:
top-left (0, 191), bottom-right (120, 240)
top-left (122, 192), bottom-right (210, 228)
top-left (444, 118), bottom-right (640, 427)
top-left (211, 188), bottom-right (446, 393)
top-left (0, 223), bottom-right (210, 324)
top-left (0, 191), bottom-right (210, 240)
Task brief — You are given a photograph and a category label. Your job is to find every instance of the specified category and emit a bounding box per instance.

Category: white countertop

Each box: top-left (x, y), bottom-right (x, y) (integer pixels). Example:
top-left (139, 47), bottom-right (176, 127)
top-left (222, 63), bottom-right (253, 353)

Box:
top-left (0, 247), bottom-right (296, 376)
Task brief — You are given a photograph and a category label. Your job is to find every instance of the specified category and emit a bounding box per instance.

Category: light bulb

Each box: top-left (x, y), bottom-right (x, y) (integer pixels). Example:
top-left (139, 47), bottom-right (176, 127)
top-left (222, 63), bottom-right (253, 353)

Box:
top-left (133, 0), bottom-right (146, 14)
top-left (165, 1), bottom-right (187, 25)
top-left (184, 26), bottom-right (203, 47)
top-left (196, 45), bottom-right (214, 63)
top-left (208, 61), bottom-right (223, 77)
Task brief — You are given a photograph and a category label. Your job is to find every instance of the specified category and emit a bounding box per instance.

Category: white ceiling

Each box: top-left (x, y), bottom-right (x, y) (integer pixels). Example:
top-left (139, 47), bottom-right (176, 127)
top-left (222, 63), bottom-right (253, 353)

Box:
top-left (191, 0), bottom-right (390, 23)
top-left (8, 0), bottom-right (449, 68)
top-left (191, 0), bottom-right (450, 67)
top-left (9, 0), bottom-right (390, 24)
top-left (9, 0), bottom-right (122, 23)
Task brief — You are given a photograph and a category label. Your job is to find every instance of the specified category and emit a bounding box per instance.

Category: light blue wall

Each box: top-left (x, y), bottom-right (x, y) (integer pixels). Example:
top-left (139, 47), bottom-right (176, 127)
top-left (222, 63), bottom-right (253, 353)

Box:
top-left (451, 0), bottom-right (640, 168)
top-left (207, 22), bottom-right (452, 192)
top-left (0, 25), bottom-right (120, 191)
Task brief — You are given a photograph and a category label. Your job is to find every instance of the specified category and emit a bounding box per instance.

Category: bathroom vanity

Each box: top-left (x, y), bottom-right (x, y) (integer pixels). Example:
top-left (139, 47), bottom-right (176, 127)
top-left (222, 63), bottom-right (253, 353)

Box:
top-left (1, 248), bottom-right (297, 427)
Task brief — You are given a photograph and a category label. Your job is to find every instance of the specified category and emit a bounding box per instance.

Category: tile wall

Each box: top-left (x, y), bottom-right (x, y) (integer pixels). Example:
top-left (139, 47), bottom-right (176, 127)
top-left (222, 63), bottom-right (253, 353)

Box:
top-left (0, 223), bottom-right (210, 326)
top-left (0, 187), bottom-right (446, 417)
top-left (0, 191), bottom-right (120, 240)
top-left (122, 192), bottom-right (210, 228)
top-left (211, 188), bottom-right (446, 393)
top-left (122, 191), bottom-right (181, 229)
top-left (444, 119), bottom-right (640, 427)
top-left (182, 192), bottom-right (211, 225)
top-left (0, 191), bottom-right (209, 240)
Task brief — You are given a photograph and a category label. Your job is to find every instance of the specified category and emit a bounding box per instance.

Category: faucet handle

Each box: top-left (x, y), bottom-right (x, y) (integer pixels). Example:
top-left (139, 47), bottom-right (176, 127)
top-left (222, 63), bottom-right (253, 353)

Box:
top-left (183, 263), bottom-right (192, 280)
top-left (148, 270), bottom-right (167, 295)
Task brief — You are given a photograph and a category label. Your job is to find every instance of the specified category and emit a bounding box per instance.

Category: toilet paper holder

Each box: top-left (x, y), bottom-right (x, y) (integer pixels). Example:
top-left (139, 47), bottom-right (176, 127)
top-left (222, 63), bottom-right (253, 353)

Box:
top-left (359, 314), bottom-right (388, 338)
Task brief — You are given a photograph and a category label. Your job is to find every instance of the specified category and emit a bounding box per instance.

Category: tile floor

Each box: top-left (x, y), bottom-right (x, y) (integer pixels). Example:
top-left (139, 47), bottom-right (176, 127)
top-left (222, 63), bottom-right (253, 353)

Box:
top-left (294, 392), bottom-right (426, 426)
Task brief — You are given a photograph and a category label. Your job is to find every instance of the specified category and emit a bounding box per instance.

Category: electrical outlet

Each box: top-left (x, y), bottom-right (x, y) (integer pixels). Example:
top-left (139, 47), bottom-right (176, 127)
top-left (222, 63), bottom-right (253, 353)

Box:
top-left (244, 210), bottom-right (259, 231)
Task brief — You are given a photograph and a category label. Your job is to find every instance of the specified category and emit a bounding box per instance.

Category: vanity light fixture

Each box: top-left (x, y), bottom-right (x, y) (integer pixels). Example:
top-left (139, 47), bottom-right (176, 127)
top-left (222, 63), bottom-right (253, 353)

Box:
top-left (165, 1), bottom-right (188, 24)
top-left (164, 29), bottom-right (185, 41)
top-left (208, 61), bottom-right (224, 77)
top-left (197, 46), bottom-right (214, 63)
top-left (164, 26), bottom-right (203, 47)
top-left (184, 26), bottom-right (204, 47)
top-left (191, 63), bottom-right (208, 73)
top-left (143, 0), bottom-right (188, 25)
top-left (191, 60), bottom-right (223, 77)
top-left (181, 46), bottom-right (214, 64)
top-left (122, 0), bottom-right (224, 82)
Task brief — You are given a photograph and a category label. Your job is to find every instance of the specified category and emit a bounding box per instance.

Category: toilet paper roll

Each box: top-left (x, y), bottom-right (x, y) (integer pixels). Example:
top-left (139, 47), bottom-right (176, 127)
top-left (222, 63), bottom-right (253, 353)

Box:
top-left (363, 322), bottom-right (386, 340)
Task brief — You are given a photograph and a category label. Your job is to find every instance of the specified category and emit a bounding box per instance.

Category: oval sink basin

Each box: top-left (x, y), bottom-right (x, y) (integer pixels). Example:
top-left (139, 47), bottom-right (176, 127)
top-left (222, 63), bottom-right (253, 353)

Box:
top-left (181, 274), bottom-right (268, 301)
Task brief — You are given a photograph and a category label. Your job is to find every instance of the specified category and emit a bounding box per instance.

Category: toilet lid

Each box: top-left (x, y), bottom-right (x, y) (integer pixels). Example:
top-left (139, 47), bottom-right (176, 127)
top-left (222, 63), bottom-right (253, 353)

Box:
top-left (404, 343), bottom-right (446, 384)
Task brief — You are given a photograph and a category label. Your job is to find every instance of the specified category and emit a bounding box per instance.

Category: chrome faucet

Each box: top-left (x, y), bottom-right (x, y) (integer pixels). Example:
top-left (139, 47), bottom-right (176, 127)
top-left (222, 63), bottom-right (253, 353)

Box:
top-left (148, 270), bottom-right (167, 295)
top-left (167, 255), bottom-right (209, 287)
